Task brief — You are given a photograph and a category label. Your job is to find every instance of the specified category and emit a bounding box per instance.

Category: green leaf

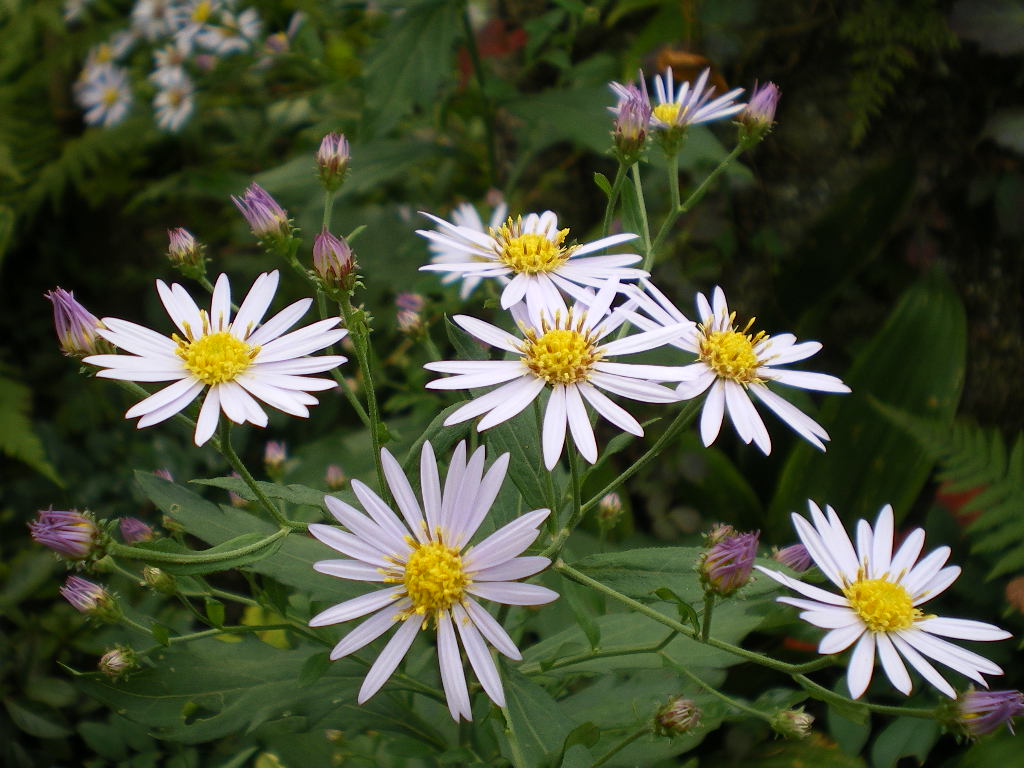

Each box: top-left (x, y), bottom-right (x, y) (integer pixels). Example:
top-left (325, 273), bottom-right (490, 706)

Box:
top-left (78, 720), bottom-right (128, 761)
top-left (828, 705), bottom-right (871, 756)
top-left (125, 533), bottom-right (285, 576)
top-left (191, 476), bottom-right (333, 511)
top-left (151, 624), bottom-right (170, 646)
top-left (593, 172), bottom-right (612, 197)
top-left (204, 598), bottom-right (225, 627)
top-left (870, 716), bottom-right (939, 768)
top-left (3, 697), bottom-right (72, 739)
top-left (401, 402), bottom-right (472, 472)
top-left (769, 270), bottom-right (966, 530)
top-left (562, 581), bottom-right (601, 650)
top-left (502, 670), bottom-right (592, 767)
top-left (652, 587), bottom-right (700, 634)
top-left (0, 373), bottom-right (62, 486)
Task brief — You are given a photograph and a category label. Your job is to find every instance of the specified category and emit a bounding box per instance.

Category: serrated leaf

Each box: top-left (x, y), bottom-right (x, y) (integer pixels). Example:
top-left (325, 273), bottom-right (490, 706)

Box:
top-left (0, 374), bottom-right (62, 486)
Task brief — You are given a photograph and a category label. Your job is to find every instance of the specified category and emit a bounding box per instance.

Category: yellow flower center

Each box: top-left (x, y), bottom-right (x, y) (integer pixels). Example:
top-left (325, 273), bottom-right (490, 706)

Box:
top-left (523, 327), bottom-right (599, 384)
top-left (493, 217), bottom-right (572, 274)
top-left (653, 102), bottom-right (682, 124)
top-left (192, 1), bottom-right (211, 22)
top-left (698, 316), bottom-right (766, 384)
top-left (844, 578), bottom-right (920, 633)
top-left (402, 540), bottom-right (468, 616)
top-left (175, 330), bottom-right (258, 386)
top-left (101, 87), bottom-right (120, 107)
top-left (95, 44), bottom-right (113, 63)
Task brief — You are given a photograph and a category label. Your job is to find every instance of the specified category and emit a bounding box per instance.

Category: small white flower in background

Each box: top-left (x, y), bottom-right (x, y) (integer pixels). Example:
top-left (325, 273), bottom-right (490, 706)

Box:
top-left (629, 282), bottom-right (849, 454)
top-left (309, 441), bottom-right (558, 721)
top-left (425, 281), bottom-right (690, 469)
top-left (76, 65), bottom-right (133, 127)
top-left (758, 502), bottom-right (1012, 699)
top-left (64, 0), bottom-right (92, 24)
top-left (174, 0), bottom-right (221, 51)
top-left (83, 270), bottom-right (348, 445)
top-left (151, 39), bottom-right (190, 87)
top-left (649, 67), bottom-right (745, 130)
top-left (425, 200), bottom-right (508, 299)
top-left (153, 70), bottom-right (195, 132)
top-left (131, 0), bottom-right (177, 41)
top-left (106, 29), bottom-right (139, 60)
top-left (418, 209), bottom-right (645, 317)
top-left (196, 7), bottom-right (260, 56)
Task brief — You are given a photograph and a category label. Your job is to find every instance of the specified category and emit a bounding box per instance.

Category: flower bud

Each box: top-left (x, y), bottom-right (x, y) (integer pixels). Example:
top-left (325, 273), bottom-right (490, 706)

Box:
top-left (700, 528), bottom-right (759, 596)
top-left (29, 508), bottom-right (101, 560)
top-left (325, 464), bottom-right (346, 490)
top-left (955, 689), bottom-right (1024, 737)
top-left (231, 183), bottom-right (291, 241)
top-left (596, 492), bottom-right (623, 531)
top-left (264, 441), bottom-right (287, 472)
top-left (770, 707), bottom-right (814, 739)
top-left (395, 292), bottom-right (425, 336)
top-left (153, 468), bottom-right (174, 482)
top-left (772, 543), bottom-right (811, 572)
top-left (99, 646), bottom-right (137, 679)
top-left (316, 132), bottom-right (350, 191)
top-left (227, 471), bottom-right (249, 508)
top-left (166, 227), bottom-right (207, 277)
top-left (611, 82), bottom-right (651, 163)
top-left (44, 288), bottom-right (107, 357)
top-left (312, 230), bottom-right (355, 290)
top-left (142, 566), bottom-right (177, 595)
top-left (60, 576), bottom-right (120, 621)
top-left (119, 517), bottom-right (154, 544)
top-left (655, 697), bottom-right (702, 736)
top-left (739, 81), bottom-right (780, 145)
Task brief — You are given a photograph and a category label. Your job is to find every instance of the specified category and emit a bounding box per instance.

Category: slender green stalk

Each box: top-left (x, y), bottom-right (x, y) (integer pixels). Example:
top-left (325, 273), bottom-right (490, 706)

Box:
top-left (316, 288), bottom-right (371, 428)
top-left (109, 527), bottom-right (288, 565)
top-left (461, 6), bottom-right (498, 186)
top-left (216, 421), bottom-right (306, 530)
top-left (321, 189), bottom-right (336, 232)
top-left (792, 674), bottom-right (939, 720)
top-left (601, 162), bottom-right (629, 238)
top-left (120, 616), bottom-right (152, 635)
top-left (650, 152), bottom-right (681, 255)
top-left (519, 632), bottom-right (675, 676)
top-left (578, 399), bottom-right (701, 518)
top-left (678, 144), bottom-right (745, 215)
top-left (701, 593), bottom-right (715, 642)
top-left (541, 449), bottom-right (586, 559)
top-left (662, 652), bottom-right (773, 722)
top-left (501, 704), bottom-right (528, 768)
top-left (631, 164), bottom-right (653, 269)
top-left (592, 728), bottom-right (647, 768)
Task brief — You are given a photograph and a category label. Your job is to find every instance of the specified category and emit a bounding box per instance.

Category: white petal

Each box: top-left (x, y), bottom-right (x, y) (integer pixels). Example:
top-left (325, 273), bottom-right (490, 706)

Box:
top-left (470, 556), bottom-right (550, 582)
top-left (766, 369), bottom-right (850, 393)
top-left (442, 377), bottom-right (536, 427)
top-left (846, 632), bottom-right (876, 698)
top-left (324, 494), bottom-right (409, 559)
top-left (500, 273), bottom-right (530, 309)
top-left (765, 339), bottom-right (822, 365)
top-left (590, 372), bottom-right (680, 403)
top-left (542, 385), bottom-right (568, 471)
top-left (876, 632), bottom-right (912, 695)
top-left (452, 315), bottom-right (521, 353)
top-left (700, 380), bottom-right (726, 446)
top-left (464, 598), bottom-right (521, 660)
top-left (125, 377), bottom-right (203, 418)
top-left (438, 441), bottom-right (468, 534)
top-left (790, 514), bottom-right (845, 588)
top-left (912, 565), bottom-right (960, 605)
top-left (257, 319), bottom-right (346, 362)
top-left (463, 508), bottom-right (550, 572)
top-left (308, 523), bottom-right (392, 568)
top-left (357, 616), bottom-right (421, 703)
top-left (234, 375), bottom-right (311, 417)
top-left (426, 366), bottom-right (528, 391)
top-left (819, 622), bottom-right (865, 654)
top-left (380, 448), bottom-right (427, 543)
top-left (349, 480), bottom-right (413, 554)
top-left (915, 617), bottom-right (1011, 642)
top-left (578, 382), bottom-right (643, 436)
top-left (309, 588), bottom-right (401, 627)
top-left (889, 634), bottom-right (956, 698)
top-left (329, 601), bottom-right (406, 660)
top-left (749, 386), bottom-right (828, 451)
top-left (247, 298), bottom-right (313, 345)
top-left (754, 565), bottom-right (849, 606)
top-left (799, 608), bottom-right (861, 629)
top-left (135, 383), bottom-right (204, 428)
top-left (570, 232), bottom-right (639, 257)
top-left (437, 611), bottom-right (472, 721)
top-left (447, 445), bottom-right (487, 542)
top-left (421, 441), bottom-right (442, 532)
top-left (476, 377), bottom-right (546, 431)
top-left (208, 273), bottom-right (232, 331)
top-left (870, 505), bottom-right (894, 578)
top-left (900, 546), bottom-right (951, 597)
top-left (565, 384), bottom-right (597, 464)
top-left (231, 271), bottom-right (279, 339)
top-left (592, 361), bottom-right (696, 382)
top-left (460, 453), bottom-right (510, 545)
top-left (255, 356), bottom-right (347, 375)
top-left (194, 387), bottom-right (221, 445)
top-left (900, 628), bottom-right (1004, 678)
top-left (467, 581), bottom-right (559, 606)
top-left (453, 603), bottom-right (505, 707)
top-left (888, 528), bottom-right (925, 581)
top-left (314, 560), bottom-right (387, 582)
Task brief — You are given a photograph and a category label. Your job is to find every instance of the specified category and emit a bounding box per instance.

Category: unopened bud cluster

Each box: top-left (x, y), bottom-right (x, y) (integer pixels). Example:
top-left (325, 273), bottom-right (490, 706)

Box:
top-left (738, 82), bottom-right (780, 146)
top-left (596, 492), bottom-right (624, 531)
top-left (699, 525), bottom-right (759, 596)
top-left (61, 576), bottom-right (121, 622)
top-left (395, 292), bottom-right (425, 336)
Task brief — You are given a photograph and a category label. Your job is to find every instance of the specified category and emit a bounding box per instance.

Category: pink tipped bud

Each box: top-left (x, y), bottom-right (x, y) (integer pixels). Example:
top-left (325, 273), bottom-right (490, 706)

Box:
top-left (395, 292), bottom-right (425, 335)
top-left (596, 492), bottom-right (623, 530)
top-left (771, 707), bottom-right (814, 739)
top-left (232, 183), bottom-right (291, 240)
top-left (99, 646), bottom-right (137, 679)
top-left (166, 227), bottom-right (206, 276)
top-left (700, 528), bottom-right (759, 596)
top-left (45, 288), bottom-right (106, 357)
top-left (655, 697), bottom-right (702, 736)
top-left (60, 575), bottom-right (120, 621)
top-left (957, 689), bottom-right (1024, 737)
top-left (325, 464), bottom-right (346, 490)
top-left (316, 133), bottom-right (350, 191)
top-left (153, 468), bottom-right (174, 482)
top-left (119, 517), bottom-right (154, 544)
top-left (611, 82), bottom-right (651, 161)
top-left (313, 230), bottom-right (355, 288)
top-left (29, 508), bottom-right (101, 560)
top-left (264, 440), bottom-right (287, 471)
top-left (773, 543), bottom-right (812, 572)
top-left (740, 81), bottom-right (780, 145)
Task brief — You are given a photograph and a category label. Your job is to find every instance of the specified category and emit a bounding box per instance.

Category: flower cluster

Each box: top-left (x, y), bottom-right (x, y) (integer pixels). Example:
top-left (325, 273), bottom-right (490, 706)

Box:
top-left (70, 0), bottom-right (301, 131)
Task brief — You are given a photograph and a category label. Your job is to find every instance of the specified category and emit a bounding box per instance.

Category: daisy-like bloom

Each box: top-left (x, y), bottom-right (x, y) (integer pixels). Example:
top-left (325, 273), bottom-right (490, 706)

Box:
top-left (308, 441), bottom-right (558, 721)
top-left (422, 200), bottom-right (508, 300)
top-left (957, 689), bottom-right (1024, 737)
top-left (757, 502), bottom-right (1013, 699)
top-left (418, 209), bottom-right (645, 315)
top-left (153, 70), bottom-right (195, 132)
top-left (425, 281), bottom-right (689, 469)
top-left (76, 65), bottom-right (133, 127)
top-left (45, 287), bottom-right (105, 356)
top-left (29, 509), bottom-right (100, 560)
top-left (82, 270), bottom-right (347, 446)
top-left (196, 8), bottom-right (261, 55)
top-left (151, 38), bottom-right (190, 88)
top-left (174, 0), bottom-right (221, 50)
top-left (649, 66), bottom-right (745, 131)
top-left (629, 282), bottom-right (850, 454)
top-left (131, 0), bottom-right (177, 41)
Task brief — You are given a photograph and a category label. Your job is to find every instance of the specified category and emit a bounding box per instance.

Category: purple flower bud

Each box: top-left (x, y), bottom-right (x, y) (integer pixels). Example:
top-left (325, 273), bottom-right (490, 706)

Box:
top-left (99, 646), bottom-right (136, 679)
top-left (396, 292), bottom-right (424, 313)
top-left (611, 82), bottom-right (651, 160)
top-left (312, 230), bottom-right (355, 288)
top-left (232, 183), bottom-right (290, 240)
top-left (957, 689), bottom-right (1024, 737)
top-left (316, 133), bottom-right (350, 190)
top-left (166, 227), bottom-right (205, 274)
top-left (29, 508), bottom-right (100, 560)
top-left (153, 468), bottom-right (174, 482)
top-left (700, 529), bottom-right (759, 596)
top-left (655, 697), bottom-right (701, 736)
top-left (325, 464), bottom-right (346, 490)
top-left (60, 575), bottom-right (119, 621)
top-left (773, 543), bottom-right (812, 572)
top-left (395, 292), bottom-right (425, 335)
top-left (740, 81), bottom-right (780, 145)
top-left (264, 440), bottom-right (287, 470)
top-left (44, 288), bottom-right (105, 357)
top-left (119, 517), bottom-right (154, 544)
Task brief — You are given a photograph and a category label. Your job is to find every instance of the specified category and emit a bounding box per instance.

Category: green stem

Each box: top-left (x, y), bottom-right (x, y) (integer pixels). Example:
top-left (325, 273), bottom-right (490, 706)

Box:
top-left (541, 449), bottom-right (584, 559)
top-left (650, 152), bottom-right (681, 256)
top-left (461, 6), bottom-right (497, 186)
top-left (792, 674), bottom-right (939, 720)
top-left (601, 162), bottom-right (629, 238)
top-left (120, 616), bottom-right (152, 635)
top-left (701, 593), bottom-right (715, 642)
top-left (321, 189), bottom-right (336, 232)
top-left (216, 421), bottom-right (306, 530)
top-left (196, 275), bottom-right (218, 296)
top-left (317, 288), bottom-right (371, 428)
top-left (662, 652), bottom-right (773, 722)
top-left (631, 163), bottom-right (653, 271)
top-left (519, 632), bottom-right (675, 676)
top-left (109, 527), bottom-right (289, 565)
top-left (578, 399), bottom-right (701, 518)
top-left (678, 143), bottom-right (745, 215)
top-left (501, 704), bottom-right (528, 768)
top-left (592, 728), bottom-right (647, 768)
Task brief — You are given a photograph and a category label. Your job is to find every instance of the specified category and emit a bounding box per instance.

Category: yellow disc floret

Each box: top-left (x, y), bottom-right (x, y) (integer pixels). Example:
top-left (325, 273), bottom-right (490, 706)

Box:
top-left (101, 88), bottom-right (120, 107)
top-left (523, 327), bottom-right (599, 384)
top-left (192, 1), bottom-right (212, 22)
top-left (175, 330), bottom-right (258, 386)
top-left (844, 578), bottom-right (920, 633)
top-left (402, 540), bottom-right (469, 616)
top-left (653, 102), bottom-right (682, 124)
top-left (698, 316), bottom-right (766, 384)
top-left (492, 217), bottom-right (572, 274)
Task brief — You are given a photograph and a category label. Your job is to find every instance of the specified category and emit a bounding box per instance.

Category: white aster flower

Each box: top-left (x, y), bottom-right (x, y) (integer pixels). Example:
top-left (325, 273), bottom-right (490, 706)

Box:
top-left (425, 281), bottom-right (689, 469)
top-left (173, 0), bottom-right (221, 51)
top-left (426, 200), bottom-right (509, 299)
top-left (417, 209), bottom-right (646, 317)
top-left (196, 8), bottom-right (260, 55)
top-left (309, 441), bottom-right (558, 721)
top-left (83, 270), bottom-right (347, 446)
top-left (131, 0), bottom-right (177, 40)
top-left (64, 0), bottom-right (92, 24)
top-left (629, 282), bottom-right (849, 454)
top-left (757, 502), bottom-right (1011, 699)
top-left (650, 66), bottom-right (745, 129)
top-left (153, 70), bottom-right (195, 132)
top-left (76, 65), bottom-right (133, 127)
